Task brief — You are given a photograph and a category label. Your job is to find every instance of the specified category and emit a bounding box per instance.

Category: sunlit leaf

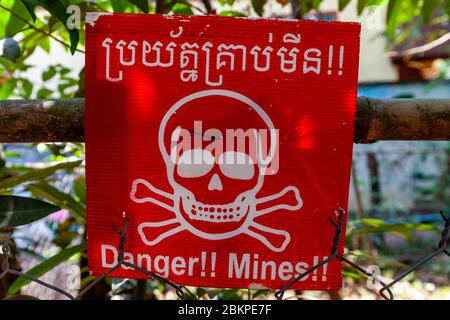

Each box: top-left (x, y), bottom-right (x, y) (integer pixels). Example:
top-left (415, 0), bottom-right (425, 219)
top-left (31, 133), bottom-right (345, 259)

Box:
top-left (38, 36), bottom-right (51, 53)
top-left (172, 2), bottom-right (193, 15)
top-left (348, 223), bottom-right (438, 237)
top-left (218, 10), bottom-right (246, 17)
top-left (0, 78), bottom-right (16, 99)
top-left (218, 0), bottom-right (235, 5)
top-left (0, 160), bottom-right (82, 190)
top-left (5, 1), bottom-right (30, 37)
top-left (4, 151), bottom-right (21, 158)
top-left (386, 0), bottom-right (402, 40)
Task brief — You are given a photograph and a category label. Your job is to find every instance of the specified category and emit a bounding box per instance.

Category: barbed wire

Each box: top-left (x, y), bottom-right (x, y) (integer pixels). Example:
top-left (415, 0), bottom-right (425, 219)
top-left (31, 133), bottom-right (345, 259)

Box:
top-left (0, 209), bottom-right (448, 300)
top-left (0, 218), bottom-right (186, 300)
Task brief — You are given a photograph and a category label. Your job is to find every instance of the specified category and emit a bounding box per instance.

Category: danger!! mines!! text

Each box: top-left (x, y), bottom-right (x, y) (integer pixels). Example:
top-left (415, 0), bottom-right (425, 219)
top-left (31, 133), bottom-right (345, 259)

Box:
top-left (101, 245), bottom-right (329, 282)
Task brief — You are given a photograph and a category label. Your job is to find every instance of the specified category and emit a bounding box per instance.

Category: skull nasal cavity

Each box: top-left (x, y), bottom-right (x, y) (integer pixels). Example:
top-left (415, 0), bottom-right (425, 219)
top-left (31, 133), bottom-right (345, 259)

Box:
top-left (208, 173), bottom-right (223, 191)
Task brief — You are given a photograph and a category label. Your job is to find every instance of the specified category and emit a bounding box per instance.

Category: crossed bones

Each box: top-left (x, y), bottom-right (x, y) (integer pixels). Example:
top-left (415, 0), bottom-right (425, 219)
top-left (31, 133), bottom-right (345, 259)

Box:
top-left (130, 178), bottom-right (303, 252)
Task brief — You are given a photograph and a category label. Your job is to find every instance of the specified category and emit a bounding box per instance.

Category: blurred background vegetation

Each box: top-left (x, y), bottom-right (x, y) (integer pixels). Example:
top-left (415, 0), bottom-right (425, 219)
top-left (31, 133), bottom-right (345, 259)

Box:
top-left (0, 0), bottom-right (449, 300)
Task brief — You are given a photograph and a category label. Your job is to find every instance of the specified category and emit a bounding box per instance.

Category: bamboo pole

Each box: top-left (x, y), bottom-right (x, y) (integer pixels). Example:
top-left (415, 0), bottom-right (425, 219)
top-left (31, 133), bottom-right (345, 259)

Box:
top-left (0, 97), bottom-right (449, 143)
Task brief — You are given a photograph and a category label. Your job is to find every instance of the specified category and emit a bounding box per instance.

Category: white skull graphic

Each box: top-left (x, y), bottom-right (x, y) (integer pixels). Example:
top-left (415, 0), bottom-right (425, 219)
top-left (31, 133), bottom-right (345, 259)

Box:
top-left (131, 89), bottom-right (302, 252)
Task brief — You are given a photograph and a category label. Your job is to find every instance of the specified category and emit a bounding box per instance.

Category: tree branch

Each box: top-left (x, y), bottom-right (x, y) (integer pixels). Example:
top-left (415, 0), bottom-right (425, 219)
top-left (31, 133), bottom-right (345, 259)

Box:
top-left (0, 98), bottom-right (449, 143)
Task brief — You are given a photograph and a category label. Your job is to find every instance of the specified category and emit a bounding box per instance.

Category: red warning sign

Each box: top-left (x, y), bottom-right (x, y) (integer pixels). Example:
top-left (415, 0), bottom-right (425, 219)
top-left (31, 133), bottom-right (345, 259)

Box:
top-left (85, 13), bottom-right (360, 290)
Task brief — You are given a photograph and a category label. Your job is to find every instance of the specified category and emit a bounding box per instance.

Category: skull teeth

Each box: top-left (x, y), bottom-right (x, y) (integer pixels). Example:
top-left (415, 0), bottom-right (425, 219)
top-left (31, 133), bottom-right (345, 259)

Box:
top-left (183, 199), bottom-right (247, 223)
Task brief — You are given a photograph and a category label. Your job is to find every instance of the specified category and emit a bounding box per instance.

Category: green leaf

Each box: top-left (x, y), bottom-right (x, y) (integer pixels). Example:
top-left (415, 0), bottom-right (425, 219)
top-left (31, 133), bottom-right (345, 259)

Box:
top-left (5, 1), bottom-right (30, 37)
top-left (218, 10), bottom-right (246, 17)
top-left (386, 0), bottom-right (402, 40)
top-left (311, 0), bottom-right (322, 10)
top-left (21, 0), bottom-right (80, 53)
top-left (20, 0), bottom-right (38, 21)
top-left (73, 176), bottom-right (85, 204)
top-left (68, 30), bottom-right (79, 54)
top-left (0, 160), bottom-right (82, 190)
top-left (445, 0), bottom-right (450, 16)
top-left (7, 243), bottom-right (86, 297)
top-left (111, 0), bottom-right (128, 12)
top-left (421, 0), bottom-right (439, 24)
top-left (218, 0), bottom-right (235, 5)
top-left (0, 195), bottom-right (60, 228)
top-left (127, 0), bottom-right (150, 13)
top-left (19, 78), bottom-right (32, 98)
top-left (339, 0), bottom-right (351, 11)
top-left (42, 66), bottom-right (57, 81)
top-left (37, 87), bottom-right (53, 99)
top-left (219, 289), bottom-right (243, 300)
top-left (4, 151), bottom-right (21, 158)
top-left (357, 0), bottom-right (368, 15)
top-left (171, 2), bottom-right (193, 15)
top-left (342, 270), bottom-right (363, 280)
top-left (252, 289), bottom-right (269, 298)
top-left (348, 223), bottom-right (438, 237)
top-left (0, 78), bottom-right (16, 99)
top-left (38, 36), bottom-right (51, 53)
top-left (251, 0), bottom-right (266, 16)
top-left (358, 218), bottom-right (386, 226)
top-left (27, 182), bottom-right (86, 222)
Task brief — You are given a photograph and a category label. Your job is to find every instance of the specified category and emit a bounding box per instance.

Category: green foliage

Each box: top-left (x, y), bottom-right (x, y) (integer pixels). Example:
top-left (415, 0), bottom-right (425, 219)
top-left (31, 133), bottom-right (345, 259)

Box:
top-left (0, 160), bottom-right (82, 190)
top-left (218, 10), bottom-right (246, 17)
top-left (6, 243), bottom-right (86, 297)
top-left (172, 2), bottom-right (194, 15)
top-left (0, 0), bottom-right (447, 100)
top-left (27, 182), bottom-right (86, 223)
top-left (19, 0), bottom-right (80, 53)
top-left (357, 0), bottom-right (369, 15)
top-left (0, 195), bottom-right (60, 227)
top-left (127, 0), bottom-right (150, 13)
top-left (348, 218), bottom-right (439, 241)
top-left (252, 0), bottom-right (266, 16)
top-left (421, 0), bottom-right (441, 24)
top-left (339, 0), bottom-right (352, 11)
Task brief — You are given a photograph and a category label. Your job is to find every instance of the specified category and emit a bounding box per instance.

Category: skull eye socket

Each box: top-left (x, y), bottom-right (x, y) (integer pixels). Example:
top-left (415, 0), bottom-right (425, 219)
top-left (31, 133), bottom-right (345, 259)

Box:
top-left (218, 151), bottom-right (255, 180)
top-left (177, 149), bottom-right (214, 178)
